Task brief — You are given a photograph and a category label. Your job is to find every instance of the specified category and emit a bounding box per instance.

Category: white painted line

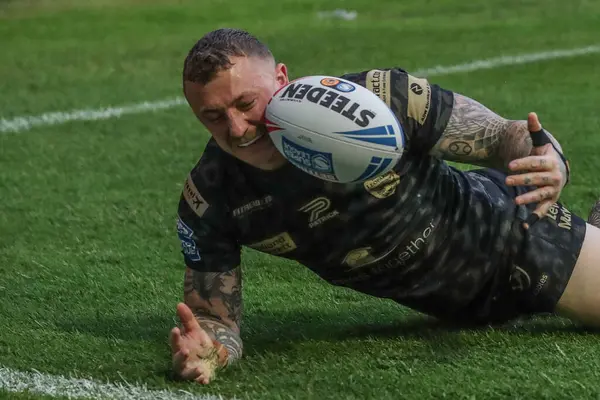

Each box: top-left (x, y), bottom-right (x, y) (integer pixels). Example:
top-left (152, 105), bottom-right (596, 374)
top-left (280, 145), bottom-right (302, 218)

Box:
top-left (414, 44), bottom-right (600, 76)
top-left (0, 366), bottom-right (230, 400)
top-left (1, 44), bottom-right (599, 134)
top-left (0, 97), bottom-right (186, 134)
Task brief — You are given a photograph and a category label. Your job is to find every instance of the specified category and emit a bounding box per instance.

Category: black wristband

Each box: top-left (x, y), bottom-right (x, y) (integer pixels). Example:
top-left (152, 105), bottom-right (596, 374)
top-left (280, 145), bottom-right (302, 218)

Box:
top-left (530, 128), bottom-right (552, 147)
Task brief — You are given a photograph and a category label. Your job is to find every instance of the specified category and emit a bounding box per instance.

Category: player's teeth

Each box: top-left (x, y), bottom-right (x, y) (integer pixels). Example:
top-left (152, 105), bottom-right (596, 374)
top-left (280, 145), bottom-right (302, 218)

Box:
top-left (238, 132), bottom-right (264, 148)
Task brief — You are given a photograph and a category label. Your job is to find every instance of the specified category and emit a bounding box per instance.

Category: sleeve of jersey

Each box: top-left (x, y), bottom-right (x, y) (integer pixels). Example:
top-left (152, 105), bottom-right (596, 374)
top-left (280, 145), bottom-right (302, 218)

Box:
top-left (357, 68), bottom-right (455, 154)
top-left (176, 175), bottom-right (241, 273)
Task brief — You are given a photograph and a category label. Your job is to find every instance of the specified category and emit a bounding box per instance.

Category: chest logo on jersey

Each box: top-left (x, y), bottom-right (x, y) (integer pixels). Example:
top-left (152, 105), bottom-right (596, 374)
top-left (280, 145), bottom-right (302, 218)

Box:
top-left (364, 170), bottom-right (401, 199)
top-left (298, 197), bottom-right (340, 228)
top-left (232, 195), bottom-right (273, 218)
top-left (247, 232), bottom-right (297, 255)
top-left (183, 175), bottom-right (209, 218)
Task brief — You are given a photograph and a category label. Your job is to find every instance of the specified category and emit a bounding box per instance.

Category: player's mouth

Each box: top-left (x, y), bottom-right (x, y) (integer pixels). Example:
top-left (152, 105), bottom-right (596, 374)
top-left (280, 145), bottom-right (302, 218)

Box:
top-left (237, 127), bottom-right (267, 148)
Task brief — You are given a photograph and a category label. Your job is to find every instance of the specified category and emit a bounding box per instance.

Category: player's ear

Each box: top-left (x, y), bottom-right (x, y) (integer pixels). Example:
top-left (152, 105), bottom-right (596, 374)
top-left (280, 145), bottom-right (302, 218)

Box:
top-left (275, 63), bottom-right (289, 86)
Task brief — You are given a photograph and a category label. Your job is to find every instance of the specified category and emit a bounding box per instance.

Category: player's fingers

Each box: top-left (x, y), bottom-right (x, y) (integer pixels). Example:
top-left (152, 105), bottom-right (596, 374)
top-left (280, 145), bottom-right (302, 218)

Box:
top-left (523, 199), bottom-right (554, 230)
top-left (508, 155), bottom-right (556, 172)
top-left (194, 369), bottom-right (211, 385)
top-left (172, 349), bottom-right (190, 371)
top-left (178, 365), bottom-right (203, 381)
top-left (528, 142), bottom-right (553, 157)
top-left (505, 171), bottom-right (563, 187)
top-left (528, 112), bottom-right (543, 133)
top-left (170, 327), bottom-right (183, 352)
top-left (177, 302), bottom-right (202, 334)
top-left (514, 186), bottom-right (558, 206)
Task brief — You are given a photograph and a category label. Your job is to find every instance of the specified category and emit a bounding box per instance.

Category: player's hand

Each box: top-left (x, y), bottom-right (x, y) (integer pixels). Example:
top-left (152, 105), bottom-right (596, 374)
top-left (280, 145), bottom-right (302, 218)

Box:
top-left (505, 112), bottom-right (568, 229)
top-left (170, 303), bottom-right (221, 385)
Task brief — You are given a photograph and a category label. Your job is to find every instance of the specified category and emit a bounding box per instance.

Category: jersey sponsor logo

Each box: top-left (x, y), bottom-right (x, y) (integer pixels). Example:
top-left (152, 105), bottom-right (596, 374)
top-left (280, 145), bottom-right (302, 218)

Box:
top-left (364, 170), bottom-right (401, 199)
top-left (366, 69), bottom-right (391, 107)
top-left (333, 220), bottom-right (437, 280)
top-left (298, 197), bottom-right (340, 228)
top-left (383, 221), bottom-right (435, 269)
top-left (281, 136), bottom-right (338, 181)
top-left (183, 175), bottom-right (209, 218)
top-left (509, 266), bottom-right (531, 292)
top-left (248, 232), bottom-right (297, 255)
top-left (343, 247), bottom-right (377, 269)
top-left (407, 75), bottom-right (431, 125)
top-left (232, 195), bottom-right (273, 218)
top-left (279, 83), bottom-right (376, 127)
top-left (546, 202), bottom-right (572, 230)
top-left (410, 82), bottom-right (423, 95)
top-left (533, 273), bottom-right (549, 296)
top-left (177, 217), bottom-right (201, 262)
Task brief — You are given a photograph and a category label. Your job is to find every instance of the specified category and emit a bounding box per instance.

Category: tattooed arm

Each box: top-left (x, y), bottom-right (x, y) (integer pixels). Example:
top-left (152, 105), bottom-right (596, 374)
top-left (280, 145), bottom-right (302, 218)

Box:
top-left (183, 266), bottom-right (244, 366)
top-left (429, 93), bottom-right (565, 173)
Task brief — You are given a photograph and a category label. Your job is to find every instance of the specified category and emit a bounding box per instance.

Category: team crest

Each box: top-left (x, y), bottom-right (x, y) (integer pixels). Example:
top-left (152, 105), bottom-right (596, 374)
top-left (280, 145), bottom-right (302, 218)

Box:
top-left (364, 171), bottom-right (401, 199)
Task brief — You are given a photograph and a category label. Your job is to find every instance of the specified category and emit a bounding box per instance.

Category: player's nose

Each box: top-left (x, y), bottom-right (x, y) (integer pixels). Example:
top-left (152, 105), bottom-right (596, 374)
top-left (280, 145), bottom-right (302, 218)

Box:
top-left (228, 112), bottom-right (250, 138)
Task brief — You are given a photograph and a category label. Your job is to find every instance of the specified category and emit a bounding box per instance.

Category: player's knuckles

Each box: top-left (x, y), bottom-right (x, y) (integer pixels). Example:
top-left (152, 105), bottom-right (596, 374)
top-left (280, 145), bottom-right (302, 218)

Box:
top-left (531, 157), bottom-right (549, 170)
top-left (541, 189), bottom-right (555, 201)
top-left (550, 172), bottom-right (562, 185)
top-left (538, 203), bottom-right (553, 215)
top-left (544, 171), bottom-right (562, 186)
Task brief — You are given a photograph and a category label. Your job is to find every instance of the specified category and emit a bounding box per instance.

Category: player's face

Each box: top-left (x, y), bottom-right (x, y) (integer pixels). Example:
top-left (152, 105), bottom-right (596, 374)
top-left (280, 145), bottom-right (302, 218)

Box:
top-left (184, 56), bottom-right (289, 171)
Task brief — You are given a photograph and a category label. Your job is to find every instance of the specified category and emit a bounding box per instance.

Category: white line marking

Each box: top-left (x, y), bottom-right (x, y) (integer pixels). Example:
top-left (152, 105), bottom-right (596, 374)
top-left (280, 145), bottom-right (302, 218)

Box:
top-left (413, 44), bottom-right (600, 76)
top-left (0, 97), bottom-right (186, 134)
top-left (0, 366), bottom-right (230, 400)
top-left (1, 44), bottom-right (599, 134)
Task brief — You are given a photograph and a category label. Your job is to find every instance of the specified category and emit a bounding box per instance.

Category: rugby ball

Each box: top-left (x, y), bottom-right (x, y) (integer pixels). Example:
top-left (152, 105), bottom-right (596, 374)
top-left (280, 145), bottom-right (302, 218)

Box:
top-left (265, 75), bottom-right (405, 183)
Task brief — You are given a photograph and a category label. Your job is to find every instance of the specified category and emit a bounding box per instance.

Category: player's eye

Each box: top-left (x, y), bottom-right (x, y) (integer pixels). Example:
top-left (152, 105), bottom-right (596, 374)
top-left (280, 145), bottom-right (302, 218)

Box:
top-left (238, 100), bottom-right (256, 111)
top-left (204, 113), bottom-right (224, 123)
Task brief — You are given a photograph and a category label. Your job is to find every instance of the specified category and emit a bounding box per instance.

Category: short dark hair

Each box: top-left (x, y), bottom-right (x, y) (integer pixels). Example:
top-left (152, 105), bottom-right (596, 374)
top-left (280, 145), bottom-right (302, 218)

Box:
top-left (183, 28), bottom-right (274, 85)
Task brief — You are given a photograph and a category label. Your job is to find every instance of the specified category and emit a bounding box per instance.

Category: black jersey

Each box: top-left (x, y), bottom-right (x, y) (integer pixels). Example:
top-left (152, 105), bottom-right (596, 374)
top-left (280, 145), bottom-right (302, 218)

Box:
top-left (176, 68), bottom-right (525, 318)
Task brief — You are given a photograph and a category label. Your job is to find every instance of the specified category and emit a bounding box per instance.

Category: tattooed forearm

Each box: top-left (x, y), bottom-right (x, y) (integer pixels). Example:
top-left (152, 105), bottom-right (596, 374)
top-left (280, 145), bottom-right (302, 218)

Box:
top-left (184, 267), bottom-right (243, 332)
top-left (196, 314), bottom-right (244, 365)
top-left (192, 272), bottom-right (225, 305)
top-left (430, 93), bottom-right (533, 171)
top-left (192, 269), bottom-right (242, 325)
top-left (183, 266), bottom-right (244, 365)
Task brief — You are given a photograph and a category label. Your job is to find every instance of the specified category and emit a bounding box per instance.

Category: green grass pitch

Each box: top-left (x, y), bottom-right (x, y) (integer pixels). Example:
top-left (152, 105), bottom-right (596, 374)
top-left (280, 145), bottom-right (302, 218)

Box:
top-left (1, 0), bottom-right (600, 399)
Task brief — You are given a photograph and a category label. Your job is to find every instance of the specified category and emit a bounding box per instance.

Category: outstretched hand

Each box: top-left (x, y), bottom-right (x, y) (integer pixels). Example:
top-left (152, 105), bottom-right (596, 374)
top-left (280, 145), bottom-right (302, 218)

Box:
top-left (505, 112), bottom-right (569, 229)
top-left (170, 303), bottom-right (220, 385)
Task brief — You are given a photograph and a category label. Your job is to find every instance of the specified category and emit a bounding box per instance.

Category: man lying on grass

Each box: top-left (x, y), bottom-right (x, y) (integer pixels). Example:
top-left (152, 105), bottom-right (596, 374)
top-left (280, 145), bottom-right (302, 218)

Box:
top-left (170, 28), bottom-right (600, 384)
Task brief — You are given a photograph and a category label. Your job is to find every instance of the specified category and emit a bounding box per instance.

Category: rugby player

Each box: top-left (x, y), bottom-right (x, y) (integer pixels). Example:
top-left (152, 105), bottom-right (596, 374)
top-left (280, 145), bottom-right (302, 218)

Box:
top-left (169, 28), bottom-right (600, 384)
